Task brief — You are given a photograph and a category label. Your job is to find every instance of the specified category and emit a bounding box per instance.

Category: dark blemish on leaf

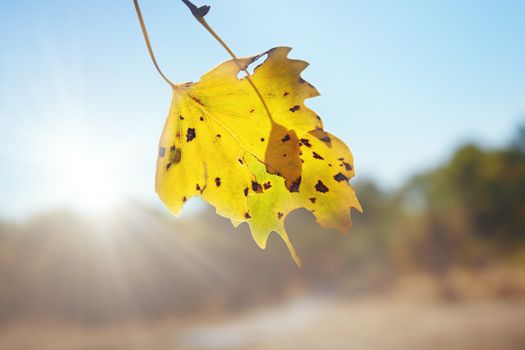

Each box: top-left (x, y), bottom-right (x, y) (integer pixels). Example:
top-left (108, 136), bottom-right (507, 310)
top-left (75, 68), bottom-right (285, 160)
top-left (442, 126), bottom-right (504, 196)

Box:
top-left (316, 115), bottom-right (321, 120)
top-left (238, 158), bottom-right (244, 165)
top-left (321, 136), bottom-right (331, 143)
top-left (283, 92), bottom-right (289, 97)
top-left (260, 137), bottom-right (265, 142)
top-left (290, 176), bottom-right (302, 192)
top-left (186, 128), bottom-right (196, 142)
top-left (244, 187), bottom-right (249, 197)
top-left (250, 109), bottom-right (255, 113)
top-left (283, 153), bottom-right (287, 157)
top-left (313, 152), bottom-right (324, 160)
top-left (338, 157), bottom-right (344, 161)
top-left (159, 147), bottom-right (166, 157)
top-left (170, 146), bottom-right (175, 152)
top-left (315, 180), bottom-right (329, 193)
top-left (263, 181), bottom-right (272, 190)
top-left (289, 105), bottom-right (300, 112)
top-left (191, 96), bottom-right (204, 105)
top-left (183, 196), bottom-right (187, 202)
top-left (299, 150), bottom-right (303, 155)
top-left (300, 138), bottom-right (312, 147)
top-left (200, 116), bottom-right (204, 121)
top-left (299, 78), bottom-right (305, 84)
top-left (328, 163), bottom-right (332, 167)
top-left (301, 159), bottom-right (304, 163)
top-left (277, 212), bottom-right (284, 219)
top-left (196, 184), bottom-right (201, 192)
top-left (334, 172), bottom-right (348, 182)
top-left (343, 162), bottom-right (352, 171)
top-left (309, 197), bottom-right (316, 203)
top-left (176, 131), bottom-right (181, 138)
top-left (252, 181), bottom-right (263, 193)
top-left (166, 162), bottom-right (172, 170)
top-left (179, 115), bottom-right (184, 120)
top-left (281, 134), bottom-right (291, 142)
top-left (216, 134), bottom-right (221, 138)
top-left (244, 212), bottom-right (251, 219)
top-left (215, 177), bottom-right (221, 187)
top-left (170, 148), bottom-right (182, 164)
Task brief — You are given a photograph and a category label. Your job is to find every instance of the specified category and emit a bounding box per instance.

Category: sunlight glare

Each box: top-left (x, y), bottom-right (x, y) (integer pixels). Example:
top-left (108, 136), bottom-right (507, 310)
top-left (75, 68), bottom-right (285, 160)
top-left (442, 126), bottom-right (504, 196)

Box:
top-left (48, 130), bottom-right (123, 217)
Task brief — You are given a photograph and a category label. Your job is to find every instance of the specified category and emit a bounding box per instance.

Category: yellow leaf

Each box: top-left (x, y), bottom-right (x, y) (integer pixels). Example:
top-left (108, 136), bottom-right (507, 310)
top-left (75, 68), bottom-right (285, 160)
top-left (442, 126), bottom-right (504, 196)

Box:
top-left (155, 47), bottom-right (361, 265)
top-left (244, 131), bottom-right (361, 266)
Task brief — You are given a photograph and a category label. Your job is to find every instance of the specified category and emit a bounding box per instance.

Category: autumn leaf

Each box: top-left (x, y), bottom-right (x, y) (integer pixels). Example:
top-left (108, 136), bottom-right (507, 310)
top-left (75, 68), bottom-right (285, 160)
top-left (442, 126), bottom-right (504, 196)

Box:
top-left (134, 0), bottom-right (361, 266)
top-left (156, 47), bottom-right (320, 220)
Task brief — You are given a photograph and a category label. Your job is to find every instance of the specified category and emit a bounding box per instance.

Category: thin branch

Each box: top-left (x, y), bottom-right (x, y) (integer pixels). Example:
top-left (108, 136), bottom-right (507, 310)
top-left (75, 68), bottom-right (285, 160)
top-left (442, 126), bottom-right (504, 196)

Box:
top-left (133, 0), bottom-right (175, 87)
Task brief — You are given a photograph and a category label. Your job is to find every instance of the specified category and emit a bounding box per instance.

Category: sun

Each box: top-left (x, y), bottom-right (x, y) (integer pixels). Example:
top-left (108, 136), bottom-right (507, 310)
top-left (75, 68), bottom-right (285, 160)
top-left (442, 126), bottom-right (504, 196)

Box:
top-left (46, 129), bottom-right (123, 217)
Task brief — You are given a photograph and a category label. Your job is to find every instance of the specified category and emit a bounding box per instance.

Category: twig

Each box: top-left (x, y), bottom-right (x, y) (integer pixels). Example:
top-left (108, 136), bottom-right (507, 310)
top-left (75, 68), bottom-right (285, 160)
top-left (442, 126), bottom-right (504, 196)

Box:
top-left (133, 0), bottom-right (175, 87)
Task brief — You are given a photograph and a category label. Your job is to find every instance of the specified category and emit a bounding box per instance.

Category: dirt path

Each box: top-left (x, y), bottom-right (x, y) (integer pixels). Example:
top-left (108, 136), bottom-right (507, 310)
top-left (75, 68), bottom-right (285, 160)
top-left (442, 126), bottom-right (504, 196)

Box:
top-left (178, 297), bottom-right (525, 350)
top-left (1, 297), bottom-right (525, 350)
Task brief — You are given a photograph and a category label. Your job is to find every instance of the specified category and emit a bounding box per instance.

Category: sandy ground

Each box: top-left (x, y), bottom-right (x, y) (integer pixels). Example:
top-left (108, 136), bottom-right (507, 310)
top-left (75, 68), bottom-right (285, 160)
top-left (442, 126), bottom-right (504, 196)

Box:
top-left (1, 296), bottom-right (525, 350)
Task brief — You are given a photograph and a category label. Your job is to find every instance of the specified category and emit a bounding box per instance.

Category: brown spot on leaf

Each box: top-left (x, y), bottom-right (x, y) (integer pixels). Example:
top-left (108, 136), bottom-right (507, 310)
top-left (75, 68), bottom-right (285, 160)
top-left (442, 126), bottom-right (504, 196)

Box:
top-left (169, 146), bottom-right (175, 152)
top-left (265, 125), bottom-right (302, 192)
top-left (277, 212), bottom-right (284, 219)
top-left (186, 128), bottom-right (196, 142)
top-left (216, 134), bottom-right (221, 138)
top-left (250, 109), bottom-right (255, 113)
top-left (196, 184), bottom-right (201, 191)
top-left (315, 180), bottom-right (329, 193)
top-left (343, 162), bottom-right (352, 171)
top-left (321, 136), bottom-right (331, 143)
top-left (299, 78), bottom-right (305, 84)
top-left (238, 158), bottom-right (244, 165)
top-left (300, 138), bottom-right (312, 147)
top-left (260, 138), bottom-right (265, 142)
top-left (244, 187), bottom-right (249, 197)
top-left (179, 115), bottom-right (184, 120)
top-left (289, 105), bottom-right (300, 112)
top-left (289, 176), bottom-right (301, 192)
top-left (263, 181), bottom-right (272, 190)
top-left (166, 162), bottom-right (172, 170)
top-left (169, 148), bottom-right (182, 164)
top-left (244, 212), bottom-right (251, 219)
top-left (313, 152), bottom-right (324, 160)
top-left (183, 196), bottom-right (187, 202)
top-left (215, 177), bottom-right (221, 187)
top-left (334, 172), bottom-right (348, 182)
top-left (251, 181), bottom-right (263, 193)
top-left (309, 197), bottom-right (316, 203)
top-left (190, 96), bottom-right (204, 105)
top-left (281, 134), bottom-right (291, 142)
top-left (283, 91), bottom-right (289, 97)
top-left (200, 116), bottom-right (204, 121)
top-left (338, 157), bottom-right (344, 161)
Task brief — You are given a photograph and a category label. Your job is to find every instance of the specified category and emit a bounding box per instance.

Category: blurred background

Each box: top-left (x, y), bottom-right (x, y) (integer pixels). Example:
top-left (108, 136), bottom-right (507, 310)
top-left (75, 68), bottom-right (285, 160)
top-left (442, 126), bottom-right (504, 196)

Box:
top-left (1, 1), bottom-right (524, 349)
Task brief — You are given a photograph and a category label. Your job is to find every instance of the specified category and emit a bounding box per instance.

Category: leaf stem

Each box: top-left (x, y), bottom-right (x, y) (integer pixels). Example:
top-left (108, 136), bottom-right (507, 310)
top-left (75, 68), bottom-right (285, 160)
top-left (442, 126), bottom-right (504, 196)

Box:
top-left (133, 0), bottom-right (175, 88)
top-left (181, 0), bottom-right (275, 123)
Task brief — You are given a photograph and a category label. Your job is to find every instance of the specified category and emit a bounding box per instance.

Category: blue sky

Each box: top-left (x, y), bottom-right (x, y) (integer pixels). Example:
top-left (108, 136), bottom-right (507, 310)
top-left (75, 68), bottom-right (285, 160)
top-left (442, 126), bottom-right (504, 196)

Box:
top-left (0, 0), bottom-right (524, 218)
